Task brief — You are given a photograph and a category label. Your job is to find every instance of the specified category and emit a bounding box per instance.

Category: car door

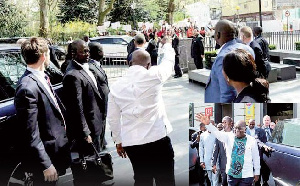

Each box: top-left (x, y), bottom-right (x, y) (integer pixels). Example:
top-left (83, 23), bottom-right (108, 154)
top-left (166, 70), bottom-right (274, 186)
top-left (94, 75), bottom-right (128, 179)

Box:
top-left (264, 119), bottom-right (300, 186)
top-left (0, 48), bottom-right (64, 185)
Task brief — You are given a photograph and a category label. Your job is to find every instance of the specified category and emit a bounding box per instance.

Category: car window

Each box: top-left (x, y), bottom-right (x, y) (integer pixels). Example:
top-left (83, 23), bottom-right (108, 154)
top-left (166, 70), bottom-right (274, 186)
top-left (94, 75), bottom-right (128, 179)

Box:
top-left (0, 50), bottom-right (26, 101)
top-left (113, 38), bottom-right (125, 44)
top-left (98, 38), bottom-right (114, 44)
top-left (270, 119), bottom-right (300, 148)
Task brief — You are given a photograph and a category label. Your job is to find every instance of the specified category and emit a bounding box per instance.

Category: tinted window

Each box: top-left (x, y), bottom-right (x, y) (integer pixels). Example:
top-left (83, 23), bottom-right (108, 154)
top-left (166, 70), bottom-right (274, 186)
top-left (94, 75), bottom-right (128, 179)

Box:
top-left (98, 38), bottom-right (114, 44)
top-left (113, 38), bottom-right (125, 44)
top-left (270, 119), bottom-right (300, 148)
top-left (0, 51), bottom-right (25, 100)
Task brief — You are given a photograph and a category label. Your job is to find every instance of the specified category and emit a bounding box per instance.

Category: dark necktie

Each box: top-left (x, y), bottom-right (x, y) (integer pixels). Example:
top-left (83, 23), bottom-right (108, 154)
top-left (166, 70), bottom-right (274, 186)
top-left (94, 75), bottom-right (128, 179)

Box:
top-left (44, 75), bottom-right (65, 126)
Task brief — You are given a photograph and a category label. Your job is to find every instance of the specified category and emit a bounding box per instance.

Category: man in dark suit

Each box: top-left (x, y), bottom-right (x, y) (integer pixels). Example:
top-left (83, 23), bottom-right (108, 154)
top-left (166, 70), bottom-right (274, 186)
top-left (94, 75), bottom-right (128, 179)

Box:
top-left (239, 26), bottom-right (268, 78)
top-left (171, 30), bottom-right (182, 78)
top-left (14, 37), bottom-right (71, 185)
top-left (246, 119), bottom-right (271, 186)
top-left (191, 31), bottom-right (205, 69)
top-left (88, 42), bottom-right (109, 150)
top-left (63, 40), bottom-right (105, 152)
top-left (254, 26), bottom-right (270, 61)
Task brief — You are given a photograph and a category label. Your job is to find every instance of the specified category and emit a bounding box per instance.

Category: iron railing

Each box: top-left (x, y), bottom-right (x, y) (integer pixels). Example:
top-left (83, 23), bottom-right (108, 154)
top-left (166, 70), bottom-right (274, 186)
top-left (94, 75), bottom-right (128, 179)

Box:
top-left (263, 30), bottom-right (300, 51)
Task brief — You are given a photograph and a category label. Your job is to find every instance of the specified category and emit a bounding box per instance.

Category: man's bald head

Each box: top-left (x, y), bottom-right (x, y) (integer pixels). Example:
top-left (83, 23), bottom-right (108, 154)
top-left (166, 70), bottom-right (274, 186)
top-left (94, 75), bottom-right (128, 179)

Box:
top-left (132, 50), bottom-right (151, 69)
top-left (71, 39), bottom-right (89, 64)
top-left (88, 42), bottom-right (103, 61)
top-left (234, 120), bottom-right (247, 138)
top-left (214, 20), bottom-right (235, 45)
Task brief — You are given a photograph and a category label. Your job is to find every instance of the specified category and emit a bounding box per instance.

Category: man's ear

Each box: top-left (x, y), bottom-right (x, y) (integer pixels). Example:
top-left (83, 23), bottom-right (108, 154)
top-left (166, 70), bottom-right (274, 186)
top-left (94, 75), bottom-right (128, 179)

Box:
top-left (217, 32), bottom-right (221, 39)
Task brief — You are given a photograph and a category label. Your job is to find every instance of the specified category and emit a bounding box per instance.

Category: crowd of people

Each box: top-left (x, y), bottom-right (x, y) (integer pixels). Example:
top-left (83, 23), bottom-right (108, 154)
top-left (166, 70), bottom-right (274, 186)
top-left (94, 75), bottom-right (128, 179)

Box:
top-left (192, 114), bottom-right (276, 186)
top-left (14, 31), bottom-right (178, 185)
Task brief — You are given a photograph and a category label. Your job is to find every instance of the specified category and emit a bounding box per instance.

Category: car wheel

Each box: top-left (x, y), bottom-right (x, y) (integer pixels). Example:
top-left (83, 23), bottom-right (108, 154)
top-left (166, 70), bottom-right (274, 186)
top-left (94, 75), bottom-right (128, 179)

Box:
top-left (7, 163), bottom-right (33, 186)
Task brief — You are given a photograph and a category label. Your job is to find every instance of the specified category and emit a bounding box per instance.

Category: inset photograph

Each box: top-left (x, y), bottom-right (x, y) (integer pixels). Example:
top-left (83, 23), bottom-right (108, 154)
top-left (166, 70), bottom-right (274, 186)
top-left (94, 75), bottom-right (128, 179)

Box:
top-left (189, 103), bottom-right (300, 186)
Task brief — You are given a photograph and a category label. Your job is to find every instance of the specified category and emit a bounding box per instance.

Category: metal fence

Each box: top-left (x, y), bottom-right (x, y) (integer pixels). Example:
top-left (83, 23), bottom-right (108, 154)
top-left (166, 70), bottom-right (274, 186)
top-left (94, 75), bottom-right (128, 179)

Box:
top-left (102, 53), bottom-right (128, 79)
top-left (263, 30), bottom-right (300, 50)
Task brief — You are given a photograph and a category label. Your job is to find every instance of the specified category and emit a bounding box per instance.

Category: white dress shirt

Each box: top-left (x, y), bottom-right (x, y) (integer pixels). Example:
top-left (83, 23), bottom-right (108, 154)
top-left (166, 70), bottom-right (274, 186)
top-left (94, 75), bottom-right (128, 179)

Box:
top-left (107, 43), bottom-right (175, 147)
top-left (199, 131), bottom-right (216, 171)
top-left (27, 67), bottom-right (56, 103)
top-left (206, 124), bottom-right (260, 178)
top-left (74, 61), bottom-right (98, 89)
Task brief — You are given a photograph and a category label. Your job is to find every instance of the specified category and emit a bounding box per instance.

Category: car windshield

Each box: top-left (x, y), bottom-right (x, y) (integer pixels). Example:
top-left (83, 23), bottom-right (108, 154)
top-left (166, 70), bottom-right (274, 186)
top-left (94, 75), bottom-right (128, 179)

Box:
top-left (121, 36), bottom-right (133, 43)
top-left (270, 118), bottom-right (300, 148)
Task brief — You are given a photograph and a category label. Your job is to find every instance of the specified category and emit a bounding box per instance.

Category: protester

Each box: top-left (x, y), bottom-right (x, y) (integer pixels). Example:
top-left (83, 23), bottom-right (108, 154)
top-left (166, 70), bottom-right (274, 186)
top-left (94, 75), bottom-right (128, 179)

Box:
top-left (239, 26), bottom-right (268, 78)
top-left (212, 116), bottom-right (233, 186)
top-left (197, 113), bottom-right (260, 186)
top-left (205, 19), bottom-right (255, 103)
top-left (191, 31), bottom-right (205, 69)
top-left (107, 37), bottom-right (175, 185)
top-left (200, 27), bottom-right (206, 38)
top-left (88, 42), bottom-right (110, 150)
top-left (222, 49), bottom-right (270, 103)
top-left (63, 40), bottom-right (106, 185)
top-left (15, 37), bottom-right (71, 185)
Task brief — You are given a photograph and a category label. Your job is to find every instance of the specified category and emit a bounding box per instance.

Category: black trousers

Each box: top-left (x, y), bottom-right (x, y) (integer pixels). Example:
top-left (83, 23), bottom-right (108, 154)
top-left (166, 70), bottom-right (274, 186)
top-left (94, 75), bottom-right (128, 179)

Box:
top-left (174, 55), bottom-right (182, 76)
top-left (255, 159), bottom-right (270, 186)
top-left (123, 136), bottom-right (175, 186)
top-left (194, 57), bottom-right (203, 69)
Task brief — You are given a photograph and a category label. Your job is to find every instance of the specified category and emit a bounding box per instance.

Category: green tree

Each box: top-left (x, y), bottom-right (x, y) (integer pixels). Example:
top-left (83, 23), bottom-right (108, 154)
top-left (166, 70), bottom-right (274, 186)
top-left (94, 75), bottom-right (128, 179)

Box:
top-left (57, 0), bottom-right (98, 24)
top-left (98, 0), bottom-right (116, 26)
top-left (0, 0), bottom-right (27, 37)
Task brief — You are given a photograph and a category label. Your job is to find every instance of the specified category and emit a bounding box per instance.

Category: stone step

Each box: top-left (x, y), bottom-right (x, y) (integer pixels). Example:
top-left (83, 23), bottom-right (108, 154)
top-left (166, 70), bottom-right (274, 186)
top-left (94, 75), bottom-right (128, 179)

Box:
top-left (269, 62), bottom-right (296, 80)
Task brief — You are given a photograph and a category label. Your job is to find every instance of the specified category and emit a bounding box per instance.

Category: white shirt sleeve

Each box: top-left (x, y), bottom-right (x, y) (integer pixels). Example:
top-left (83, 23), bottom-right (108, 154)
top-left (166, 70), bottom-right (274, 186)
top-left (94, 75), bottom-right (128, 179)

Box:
top-left (199, 135), bottom-right (205, 163)
top-left (206, 124), bottom-right (229, 144)
top-left (154, 43), bottom-right (175, 82)
top-left (107, 93), bottom-right (122, 144)
top-left (251, 138), bottom-right (261, 175)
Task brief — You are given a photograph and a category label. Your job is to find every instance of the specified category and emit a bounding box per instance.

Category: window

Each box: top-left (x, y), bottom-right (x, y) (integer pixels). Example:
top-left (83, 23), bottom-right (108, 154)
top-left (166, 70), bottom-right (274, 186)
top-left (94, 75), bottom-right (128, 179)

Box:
top-left (270, 119), bottom-right (300, 148)
top-left (0, 50), bottom-right (26, 100)
top-left (113, 38), bottom-right (125, 44)
top-left (98, 38), bottom-right (114, 44)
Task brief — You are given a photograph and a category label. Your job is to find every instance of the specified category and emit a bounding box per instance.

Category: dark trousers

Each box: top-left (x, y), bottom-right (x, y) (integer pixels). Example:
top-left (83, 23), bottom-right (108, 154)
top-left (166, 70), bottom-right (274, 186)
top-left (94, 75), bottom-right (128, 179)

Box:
top-left (123, 136), bottom-right (175, 186)
top-left (174, 55), bottom-right (182, 76)
top-left (199, 167), bottom-right (211, 186)
top-left (228, 175), bottom-right (254, 186)
top-left (255, 159), bottom-right (270, 186)
top-left (220, 170), bottom-right (228, 186)
top-left (32, 169), bottom-right (57, 186)
top-left (194, 57), bottom-right (203, 69)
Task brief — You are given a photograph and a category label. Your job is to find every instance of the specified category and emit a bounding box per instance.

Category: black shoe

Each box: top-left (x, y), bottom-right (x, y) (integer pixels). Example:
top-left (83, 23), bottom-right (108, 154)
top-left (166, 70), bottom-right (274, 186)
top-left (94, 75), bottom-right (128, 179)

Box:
top-left (174, 74), bottom-right (182, 78)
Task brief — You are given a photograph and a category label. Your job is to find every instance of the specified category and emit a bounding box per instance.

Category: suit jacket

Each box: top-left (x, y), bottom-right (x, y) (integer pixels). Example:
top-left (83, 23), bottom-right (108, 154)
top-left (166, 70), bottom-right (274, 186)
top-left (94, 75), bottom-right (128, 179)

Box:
top-left (191, 36), bottom-right (204, 59)
top-left (88, 59), bottom-right (109, 116)
top-left (14, 70), bottom-right (70, 172)
top-left (63, 60), bottom-right (105, 142)
top-left (212, 139), bottom-right (227, 171)
top-left (250, 40), bottom-right (267, 78)
top-left (246, 127), bottom-right (267, 158)
top-left (255, 35), bottom-right (270, 60)
top-left (205, 39), bottom-right (255, 103)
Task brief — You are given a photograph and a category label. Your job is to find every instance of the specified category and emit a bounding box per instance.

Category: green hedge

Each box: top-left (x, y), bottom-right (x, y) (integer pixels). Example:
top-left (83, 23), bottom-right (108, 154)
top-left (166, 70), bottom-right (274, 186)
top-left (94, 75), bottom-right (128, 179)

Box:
top-left (269, 44), bottom-right (276, 50)
top-left (295, 42), bottom-right (300, 50)
top-left (204, 50), bottom-right (217, 69)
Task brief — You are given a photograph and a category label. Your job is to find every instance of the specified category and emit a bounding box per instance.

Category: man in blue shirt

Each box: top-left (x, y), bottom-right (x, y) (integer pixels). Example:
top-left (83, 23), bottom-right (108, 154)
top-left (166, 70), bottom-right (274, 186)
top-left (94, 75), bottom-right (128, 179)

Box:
top-left (205, 20), bottom-right (255, 103)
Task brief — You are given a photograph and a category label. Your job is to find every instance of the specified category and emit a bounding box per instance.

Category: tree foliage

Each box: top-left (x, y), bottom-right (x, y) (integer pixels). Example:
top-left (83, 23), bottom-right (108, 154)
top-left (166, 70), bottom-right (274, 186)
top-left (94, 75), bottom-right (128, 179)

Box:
top-left (57, 0), bottom-right (98, 24)
top-left (0, 0), bottom-right (27, 37)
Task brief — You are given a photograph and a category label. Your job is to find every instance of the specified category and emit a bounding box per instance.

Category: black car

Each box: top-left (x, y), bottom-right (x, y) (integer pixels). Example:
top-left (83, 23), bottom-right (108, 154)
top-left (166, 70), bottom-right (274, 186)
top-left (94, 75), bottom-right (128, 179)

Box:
top-left (0, 44), bottom-right (64, 185)
top-left (264, 119), bottom-right (300, 186)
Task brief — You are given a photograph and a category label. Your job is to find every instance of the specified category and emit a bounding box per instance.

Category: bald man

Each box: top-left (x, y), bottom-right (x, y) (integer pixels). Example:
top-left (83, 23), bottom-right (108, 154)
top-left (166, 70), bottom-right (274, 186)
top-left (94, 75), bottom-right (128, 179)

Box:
top-left (107, 39), bottom-right (176, 185)
top-left (197, 113), bottom-right (260, 186)
top-left (205, 20), bottom-right (255, 103)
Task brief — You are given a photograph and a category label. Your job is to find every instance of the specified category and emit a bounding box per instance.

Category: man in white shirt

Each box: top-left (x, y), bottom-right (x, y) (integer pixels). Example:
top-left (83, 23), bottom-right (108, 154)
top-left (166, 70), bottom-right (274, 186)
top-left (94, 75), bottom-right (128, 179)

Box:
top-left (197, 113), bottom-right (260, 186)
top-left (107, 37), bottom-right (175, 186)
top-left (199, 130), bottom-right (218, 185)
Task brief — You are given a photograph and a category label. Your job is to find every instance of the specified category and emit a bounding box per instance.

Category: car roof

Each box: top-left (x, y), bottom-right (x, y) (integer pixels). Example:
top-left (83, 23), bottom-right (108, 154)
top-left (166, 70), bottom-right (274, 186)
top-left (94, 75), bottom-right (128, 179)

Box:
top-left (90, 35), bottom-right (132, 40)
top-left (0, 44), bottom-right (21, 52)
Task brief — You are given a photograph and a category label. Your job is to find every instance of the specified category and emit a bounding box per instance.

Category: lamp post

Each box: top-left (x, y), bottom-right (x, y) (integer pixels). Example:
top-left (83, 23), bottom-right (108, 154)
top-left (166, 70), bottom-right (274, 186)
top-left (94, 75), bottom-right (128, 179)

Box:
top-left (236, 5), bottom-right (240, 23)
top-left (259, 0), bottom-right (262, 27)
top-left (131, 1), bottom-right (136, 30)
